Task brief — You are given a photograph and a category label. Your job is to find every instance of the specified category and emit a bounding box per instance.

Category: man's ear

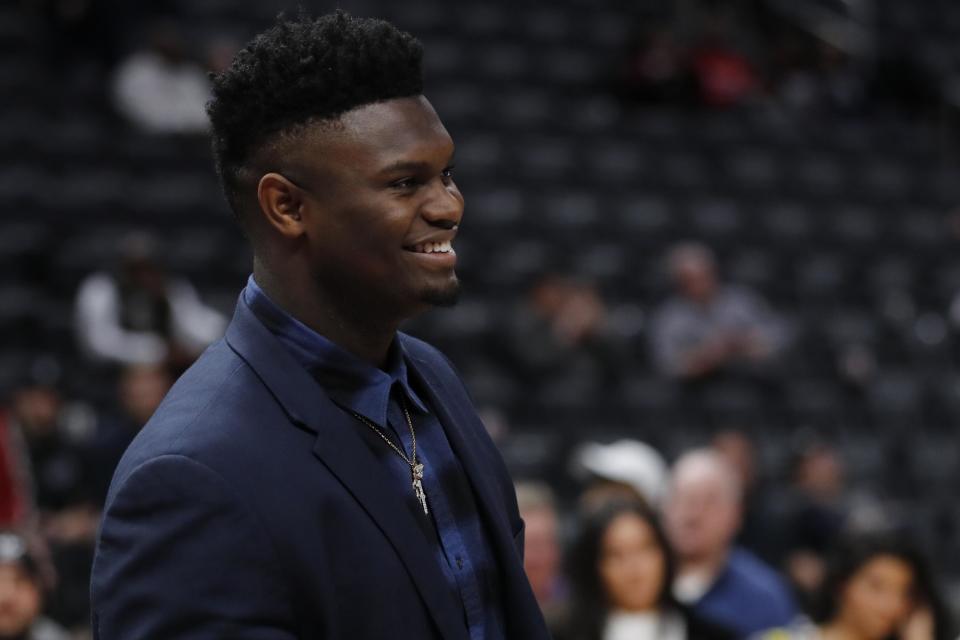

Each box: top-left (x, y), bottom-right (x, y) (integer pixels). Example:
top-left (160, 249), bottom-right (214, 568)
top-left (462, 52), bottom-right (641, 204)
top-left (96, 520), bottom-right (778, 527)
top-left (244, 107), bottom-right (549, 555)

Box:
top-left (257, 173), bottom-right (307, 239)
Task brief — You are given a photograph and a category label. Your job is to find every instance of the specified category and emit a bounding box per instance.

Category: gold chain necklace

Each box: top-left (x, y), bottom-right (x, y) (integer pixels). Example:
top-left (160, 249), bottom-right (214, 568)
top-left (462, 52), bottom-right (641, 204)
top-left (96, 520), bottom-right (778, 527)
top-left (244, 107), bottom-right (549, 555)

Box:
top-left (349, 398), bottom-right (429, 515)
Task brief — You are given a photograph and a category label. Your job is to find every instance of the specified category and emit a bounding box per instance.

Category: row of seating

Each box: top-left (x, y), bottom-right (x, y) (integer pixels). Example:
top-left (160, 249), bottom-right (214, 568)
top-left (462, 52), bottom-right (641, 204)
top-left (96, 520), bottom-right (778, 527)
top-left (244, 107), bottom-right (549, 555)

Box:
top-left (4, 0), bottom-right (960, 573)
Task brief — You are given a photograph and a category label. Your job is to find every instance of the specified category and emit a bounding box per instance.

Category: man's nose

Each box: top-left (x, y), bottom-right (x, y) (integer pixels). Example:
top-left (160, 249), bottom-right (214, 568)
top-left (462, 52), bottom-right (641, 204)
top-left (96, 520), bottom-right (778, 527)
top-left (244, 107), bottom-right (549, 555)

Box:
top-left (421, 179), bottom-right (463, 228)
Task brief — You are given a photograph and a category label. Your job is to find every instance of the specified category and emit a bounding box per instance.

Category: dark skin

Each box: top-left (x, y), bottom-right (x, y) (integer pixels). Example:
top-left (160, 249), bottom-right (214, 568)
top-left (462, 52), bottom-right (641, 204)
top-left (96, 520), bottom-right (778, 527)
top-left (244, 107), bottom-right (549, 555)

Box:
top-left (245, 96), bottom-right (463, 368)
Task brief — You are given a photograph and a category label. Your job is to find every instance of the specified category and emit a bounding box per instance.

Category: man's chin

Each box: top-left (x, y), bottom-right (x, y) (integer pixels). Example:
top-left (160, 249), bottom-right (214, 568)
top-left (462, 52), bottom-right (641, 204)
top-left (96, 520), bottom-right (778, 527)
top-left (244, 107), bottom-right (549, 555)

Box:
top-left (419, 280), bottom-right (461, 308)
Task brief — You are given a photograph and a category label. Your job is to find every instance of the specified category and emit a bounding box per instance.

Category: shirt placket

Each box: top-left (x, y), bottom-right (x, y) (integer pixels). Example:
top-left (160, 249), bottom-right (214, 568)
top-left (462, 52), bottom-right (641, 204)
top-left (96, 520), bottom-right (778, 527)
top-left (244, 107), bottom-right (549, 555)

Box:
top-left (386, 388), bottom-right (488, 640)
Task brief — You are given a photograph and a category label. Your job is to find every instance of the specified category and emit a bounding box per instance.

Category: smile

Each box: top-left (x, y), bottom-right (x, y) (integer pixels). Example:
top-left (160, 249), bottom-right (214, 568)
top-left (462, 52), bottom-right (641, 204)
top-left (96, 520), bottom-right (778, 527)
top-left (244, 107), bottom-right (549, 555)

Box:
top-left (408, 240), bottom-right (455, 255)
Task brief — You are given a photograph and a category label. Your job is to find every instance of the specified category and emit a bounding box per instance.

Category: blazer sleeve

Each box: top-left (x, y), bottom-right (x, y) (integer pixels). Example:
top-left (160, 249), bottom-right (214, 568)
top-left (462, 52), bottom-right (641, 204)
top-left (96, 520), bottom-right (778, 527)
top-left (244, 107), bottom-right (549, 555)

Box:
top-left (91, 453), bottom-right (298, 639)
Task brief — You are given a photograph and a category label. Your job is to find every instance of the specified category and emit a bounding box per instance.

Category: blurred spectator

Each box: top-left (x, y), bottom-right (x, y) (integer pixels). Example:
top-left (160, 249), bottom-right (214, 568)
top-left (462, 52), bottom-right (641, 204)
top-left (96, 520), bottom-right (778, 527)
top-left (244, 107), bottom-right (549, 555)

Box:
top-left (711, 430), bottom-right (757, 502)
top-left (111, 21), bottom-right (211, 134)
top-left (516, 482), bottom-right (566, 624)
top-left (649, 243), bottom-right (788, 381)
top-left (0, 396), bottom-right (37, 530)
top-left (0, 532), bottom-right (69, 640)
top-left (711, 429), bottom-right (780, 563)
top-left (32, 363), bottom-right (170, 631)
top-left (689, 27), bottom-right (759, 109)
top-left (573, 440), bottom-right (669, 512)
top-left (7, 359), bottom-right (88, 497)
top-left (5, 362), bottom-right (98, 631)
top-left (757, 533), bottom-right (954, 640)
top-left (506, 275), bottom-right (626, 389)
top-left (664, 449), bottom-right (797, 637)
top-left (14, 382), bottom-right (91, 536)
top-left (75, 232), bottom-right (226, 369)
top-left (85, 363), bottom-right (173, 504)
top-left (776, 440), bottom-right (849, 612)
top-left (555, 499), bottom-right (733, 640)
top-left (711, 429), bottom-right (756, 499)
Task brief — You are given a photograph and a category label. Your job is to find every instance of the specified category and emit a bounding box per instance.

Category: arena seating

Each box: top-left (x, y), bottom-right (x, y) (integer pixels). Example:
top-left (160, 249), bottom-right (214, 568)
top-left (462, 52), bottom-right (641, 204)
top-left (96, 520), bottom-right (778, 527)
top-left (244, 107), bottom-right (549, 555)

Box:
top-left (3, 0), bottom-right (960, 583)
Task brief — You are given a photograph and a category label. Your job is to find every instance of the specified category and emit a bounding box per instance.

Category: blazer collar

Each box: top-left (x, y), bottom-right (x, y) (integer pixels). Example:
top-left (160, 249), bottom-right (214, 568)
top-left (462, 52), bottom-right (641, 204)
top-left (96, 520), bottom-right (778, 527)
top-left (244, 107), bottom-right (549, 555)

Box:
top-left (224, 301), bottom-right (469, 640)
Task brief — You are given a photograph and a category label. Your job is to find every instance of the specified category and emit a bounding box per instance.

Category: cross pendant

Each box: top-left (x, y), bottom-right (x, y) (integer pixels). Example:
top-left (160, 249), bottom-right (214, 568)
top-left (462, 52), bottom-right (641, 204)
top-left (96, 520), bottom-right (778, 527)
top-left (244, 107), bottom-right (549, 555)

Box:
top-left (411, 463), bottom-right (428, 515)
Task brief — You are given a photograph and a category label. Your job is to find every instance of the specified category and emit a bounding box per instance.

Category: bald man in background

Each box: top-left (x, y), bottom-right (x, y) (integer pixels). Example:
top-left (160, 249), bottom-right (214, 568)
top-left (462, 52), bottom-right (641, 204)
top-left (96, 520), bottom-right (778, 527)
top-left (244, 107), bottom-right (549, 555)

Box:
top-left (664, 449), bottom-right (798, 638)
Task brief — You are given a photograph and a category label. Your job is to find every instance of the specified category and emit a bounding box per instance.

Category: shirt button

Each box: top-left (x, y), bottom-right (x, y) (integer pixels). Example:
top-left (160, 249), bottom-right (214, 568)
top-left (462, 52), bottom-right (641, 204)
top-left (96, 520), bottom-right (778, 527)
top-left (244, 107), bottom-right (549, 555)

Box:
top-left (456, 556), bottom-right (463, 570)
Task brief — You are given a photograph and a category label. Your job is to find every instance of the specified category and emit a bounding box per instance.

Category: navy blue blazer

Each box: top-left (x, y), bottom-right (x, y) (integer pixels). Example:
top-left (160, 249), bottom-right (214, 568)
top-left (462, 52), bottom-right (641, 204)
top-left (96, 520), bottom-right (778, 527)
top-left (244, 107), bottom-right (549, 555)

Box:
top-left (90, 300), bottom-right (551, 639)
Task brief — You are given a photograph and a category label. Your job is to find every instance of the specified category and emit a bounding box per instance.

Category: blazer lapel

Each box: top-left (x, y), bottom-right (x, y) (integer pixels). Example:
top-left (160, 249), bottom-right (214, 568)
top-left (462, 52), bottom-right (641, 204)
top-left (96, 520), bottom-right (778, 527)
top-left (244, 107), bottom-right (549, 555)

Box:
top-left (225, 302), bottom-right (468, 640)
top-left (309, 410), bottom-right (468, 640)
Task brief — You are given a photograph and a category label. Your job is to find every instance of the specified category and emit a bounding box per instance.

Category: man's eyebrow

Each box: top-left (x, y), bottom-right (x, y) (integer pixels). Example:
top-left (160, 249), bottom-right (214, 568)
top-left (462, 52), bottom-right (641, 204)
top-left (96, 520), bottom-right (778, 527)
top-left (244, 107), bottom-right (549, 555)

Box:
top-left (378, 160), bottom-right (433, 175)
top-left (377, 152), bottom-right (457, 176)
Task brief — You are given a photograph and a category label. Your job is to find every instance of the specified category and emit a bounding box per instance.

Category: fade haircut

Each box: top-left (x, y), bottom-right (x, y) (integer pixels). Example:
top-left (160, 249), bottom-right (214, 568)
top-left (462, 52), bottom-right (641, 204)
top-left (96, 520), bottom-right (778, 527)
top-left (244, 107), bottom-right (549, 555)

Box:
top-left (206, 10), bottom-right (424, 219)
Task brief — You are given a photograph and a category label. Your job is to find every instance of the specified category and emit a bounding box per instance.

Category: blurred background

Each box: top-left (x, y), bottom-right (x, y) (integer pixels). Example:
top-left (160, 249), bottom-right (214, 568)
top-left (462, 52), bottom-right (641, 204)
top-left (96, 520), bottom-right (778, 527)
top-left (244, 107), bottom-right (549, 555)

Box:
top-left (2, 0), bottom-right (960, 638)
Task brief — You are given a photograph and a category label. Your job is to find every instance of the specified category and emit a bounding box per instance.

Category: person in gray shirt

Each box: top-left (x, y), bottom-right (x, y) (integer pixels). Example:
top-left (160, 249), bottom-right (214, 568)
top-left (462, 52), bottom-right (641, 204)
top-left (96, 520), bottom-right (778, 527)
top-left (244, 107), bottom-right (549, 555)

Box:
top-left (649, 243), bottom-right (788, 381)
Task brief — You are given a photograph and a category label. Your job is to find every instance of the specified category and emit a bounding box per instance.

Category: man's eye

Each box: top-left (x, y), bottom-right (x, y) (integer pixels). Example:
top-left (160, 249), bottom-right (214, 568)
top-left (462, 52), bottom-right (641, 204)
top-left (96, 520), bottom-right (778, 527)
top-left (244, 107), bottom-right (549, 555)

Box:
top-left (392, 178), bottom-right (419, 190)
top-left (441, 167), bottom-right (455, 178)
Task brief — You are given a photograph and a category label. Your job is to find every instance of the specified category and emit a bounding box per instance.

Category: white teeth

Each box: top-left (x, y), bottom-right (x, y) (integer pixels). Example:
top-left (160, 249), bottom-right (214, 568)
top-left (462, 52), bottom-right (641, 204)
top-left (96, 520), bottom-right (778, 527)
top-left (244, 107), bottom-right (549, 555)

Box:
top-left (411, 240), bottom-right (455, 254)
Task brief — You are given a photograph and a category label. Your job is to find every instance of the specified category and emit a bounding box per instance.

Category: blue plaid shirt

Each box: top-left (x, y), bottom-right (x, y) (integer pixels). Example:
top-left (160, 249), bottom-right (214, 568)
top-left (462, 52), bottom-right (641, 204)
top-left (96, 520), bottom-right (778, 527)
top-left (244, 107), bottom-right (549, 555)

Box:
top-left (243, 277), bottom-right (506, 640)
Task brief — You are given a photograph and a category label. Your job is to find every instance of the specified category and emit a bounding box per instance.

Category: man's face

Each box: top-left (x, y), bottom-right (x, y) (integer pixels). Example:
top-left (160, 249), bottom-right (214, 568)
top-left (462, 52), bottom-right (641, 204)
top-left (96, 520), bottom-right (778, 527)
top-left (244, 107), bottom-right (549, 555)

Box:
top-left (287, 96), bottom-right (463, 317)
top-left (120, 365), bottom-right (172, 427)
top-left (521, 507), bottom-right (560, 601)
top-left (675, 258), bottom-right (717, 303)
top-left (664, 467), bottom-right (741, 562)
top-left (0, 565), bottom-right (41, 637)
top-left (11, 386), bottom-right (60, 437)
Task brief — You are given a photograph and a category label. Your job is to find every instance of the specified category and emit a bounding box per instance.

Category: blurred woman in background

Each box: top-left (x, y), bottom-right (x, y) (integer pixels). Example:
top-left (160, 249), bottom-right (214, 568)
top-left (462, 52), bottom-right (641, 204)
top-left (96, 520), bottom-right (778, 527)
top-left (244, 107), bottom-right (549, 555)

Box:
top-left (555, 500), bottom-right (733, 640)
top-left (758, 533), bottom-right (954, 640)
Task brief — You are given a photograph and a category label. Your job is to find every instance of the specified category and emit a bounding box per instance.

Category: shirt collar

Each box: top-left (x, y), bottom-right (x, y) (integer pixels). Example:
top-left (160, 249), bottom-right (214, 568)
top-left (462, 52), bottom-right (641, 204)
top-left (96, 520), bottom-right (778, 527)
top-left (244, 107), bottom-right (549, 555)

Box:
top-left (242, 275), bottom-right (428, 426)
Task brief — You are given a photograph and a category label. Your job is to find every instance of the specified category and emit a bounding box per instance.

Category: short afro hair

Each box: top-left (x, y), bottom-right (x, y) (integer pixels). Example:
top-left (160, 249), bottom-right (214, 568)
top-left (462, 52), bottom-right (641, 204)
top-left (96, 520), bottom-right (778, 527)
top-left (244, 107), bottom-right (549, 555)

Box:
top-left (206, 10), bottom-right (424, 215)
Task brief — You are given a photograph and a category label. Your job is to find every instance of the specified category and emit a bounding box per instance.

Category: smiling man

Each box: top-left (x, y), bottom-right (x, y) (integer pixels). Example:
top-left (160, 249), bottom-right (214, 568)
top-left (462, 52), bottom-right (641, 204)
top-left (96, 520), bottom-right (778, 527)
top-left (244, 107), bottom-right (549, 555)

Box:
top-left (89, 12), bottom-right (550, 640)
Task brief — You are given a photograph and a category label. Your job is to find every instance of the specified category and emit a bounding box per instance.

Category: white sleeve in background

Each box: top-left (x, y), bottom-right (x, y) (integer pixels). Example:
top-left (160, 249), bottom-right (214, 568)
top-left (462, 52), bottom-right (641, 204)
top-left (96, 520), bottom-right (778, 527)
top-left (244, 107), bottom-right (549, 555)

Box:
top-left (74, 273), bottom-right (168, 365)
top-left (167, 280), bottom-right (228, 353)
top-left (112, 52), bottom-right (210, 134)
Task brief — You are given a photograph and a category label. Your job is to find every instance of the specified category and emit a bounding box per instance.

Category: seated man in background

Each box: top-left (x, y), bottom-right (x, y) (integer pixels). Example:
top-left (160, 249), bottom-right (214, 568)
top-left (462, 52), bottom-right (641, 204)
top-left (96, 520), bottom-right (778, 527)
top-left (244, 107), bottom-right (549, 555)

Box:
top-left (7, 365), bottom-right (94, 632)
top-left (111, 20), bottom-right (210, 135)
top-left (515, 482), bottom-right (566, 625)
top-left (85, 364), bottom-right (174, 505)
top-left (74, 232), bottom-right (226, 370)
top-left (649, 242), bottom-right (787, 381)
top-left (506, 274), bottom-right (626, 391)
top-left (664, 449), bottom-right (798, 638)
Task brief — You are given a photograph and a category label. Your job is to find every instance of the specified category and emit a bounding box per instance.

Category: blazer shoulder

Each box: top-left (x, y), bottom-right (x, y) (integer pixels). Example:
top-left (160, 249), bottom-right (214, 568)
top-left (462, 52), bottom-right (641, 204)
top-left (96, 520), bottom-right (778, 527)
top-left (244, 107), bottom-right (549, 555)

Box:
top-left (92, 453), bottom-right (297, 638)
top-left (109, 341), bottom-right (273, 492)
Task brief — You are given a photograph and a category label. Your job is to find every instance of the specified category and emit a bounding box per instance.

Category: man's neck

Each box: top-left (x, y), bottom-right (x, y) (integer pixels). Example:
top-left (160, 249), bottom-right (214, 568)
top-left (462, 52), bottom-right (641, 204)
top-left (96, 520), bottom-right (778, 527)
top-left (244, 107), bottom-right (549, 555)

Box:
top-left (677, 547), bottom-right (729, 584)
top-left (253, 262), bottom-right (401, 369)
